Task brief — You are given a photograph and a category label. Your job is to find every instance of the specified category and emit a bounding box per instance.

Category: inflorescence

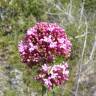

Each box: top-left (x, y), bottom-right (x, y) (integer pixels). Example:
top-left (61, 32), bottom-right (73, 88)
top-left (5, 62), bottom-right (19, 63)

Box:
top-left (18, 22), bottom-right (72, 90)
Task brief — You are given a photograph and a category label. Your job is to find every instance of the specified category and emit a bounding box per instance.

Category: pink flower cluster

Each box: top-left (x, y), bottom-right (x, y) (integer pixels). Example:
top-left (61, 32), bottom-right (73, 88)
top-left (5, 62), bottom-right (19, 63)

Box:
top-left (36, 62), bottom-right (69, 90)
top-left (18, 22), bottom-right (72, 66)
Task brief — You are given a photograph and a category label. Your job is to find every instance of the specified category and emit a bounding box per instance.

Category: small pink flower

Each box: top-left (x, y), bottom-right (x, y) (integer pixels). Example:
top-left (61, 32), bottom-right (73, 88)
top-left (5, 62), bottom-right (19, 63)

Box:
top-left (29, 43), bottom-right (36, 52)
top-left (42, 64), bottom-right (49, 72)
top-left (43, 35), bottom-right (52, 43)
top-left (18, 41), bottom-right (24, 53)
top-left (27, 27), bottom-right (37, 36)
top-left (58, 38), bottom-right (65, 43)
top-left (49, 42), bottom-right (57, 48)
top-left (60, 44), bottom-right (66, 49)
top-left (43, 79), bottom-right (52, 90)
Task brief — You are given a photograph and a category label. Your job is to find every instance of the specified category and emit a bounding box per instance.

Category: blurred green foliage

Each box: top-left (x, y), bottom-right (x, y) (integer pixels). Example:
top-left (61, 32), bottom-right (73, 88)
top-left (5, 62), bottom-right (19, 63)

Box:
top-left (84, 0), bottom-right (96, 13)
top-left (4, 89), bottom-right (16, 96)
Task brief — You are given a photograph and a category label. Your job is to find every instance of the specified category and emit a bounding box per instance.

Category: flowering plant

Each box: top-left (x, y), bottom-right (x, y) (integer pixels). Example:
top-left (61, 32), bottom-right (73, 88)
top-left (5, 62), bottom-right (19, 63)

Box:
top-left (18, 22), bottom-right (72, 93)
top-left (18, 22), bottom-right (72, 67)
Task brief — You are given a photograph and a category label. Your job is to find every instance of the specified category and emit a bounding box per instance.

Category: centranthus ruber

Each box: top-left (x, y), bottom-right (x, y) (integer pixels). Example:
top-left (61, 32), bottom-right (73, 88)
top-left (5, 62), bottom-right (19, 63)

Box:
top-left (18, 22), bottom-right (72, 67)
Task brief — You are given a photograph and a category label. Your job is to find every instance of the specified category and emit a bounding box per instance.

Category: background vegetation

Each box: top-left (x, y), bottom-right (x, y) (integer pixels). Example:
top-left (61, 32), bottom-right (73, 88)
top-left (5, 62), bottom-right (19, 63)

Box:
top-left (0, 0), bottom-right (96, 96)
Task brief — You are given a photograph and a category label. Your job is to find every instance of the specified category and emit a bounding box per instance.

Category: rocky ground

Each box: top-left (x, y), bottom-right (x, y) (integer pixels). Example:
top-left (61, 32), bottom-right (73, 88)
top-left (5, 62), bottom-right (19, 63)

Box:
top-left (0, 48), bottom-right (38, 96)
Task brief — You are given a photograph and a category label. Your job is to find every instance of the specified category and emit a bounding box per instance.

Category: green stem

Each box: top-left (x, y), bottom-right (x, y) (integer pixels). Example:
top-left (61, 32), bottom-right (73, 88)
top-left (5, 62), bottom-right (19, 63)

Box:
top-left (42, 85), bottom-right (46, 96)
top-left (52, 89), bottom-right (55, 96)
top-left (42, 85), bottom-right (44, 96)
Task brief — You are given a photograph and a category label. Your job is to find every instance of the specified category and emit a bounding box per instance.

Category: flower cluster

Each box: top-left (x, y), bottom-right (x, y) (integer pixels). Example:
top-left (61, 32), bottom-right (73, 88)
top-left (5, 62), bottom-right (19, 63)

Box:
top-left (36, 62), bottom-right (69, 90)
top-left (18, 22), bottom-right (72, 90)
top-left (18, 22), bottom-right (72, 66)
